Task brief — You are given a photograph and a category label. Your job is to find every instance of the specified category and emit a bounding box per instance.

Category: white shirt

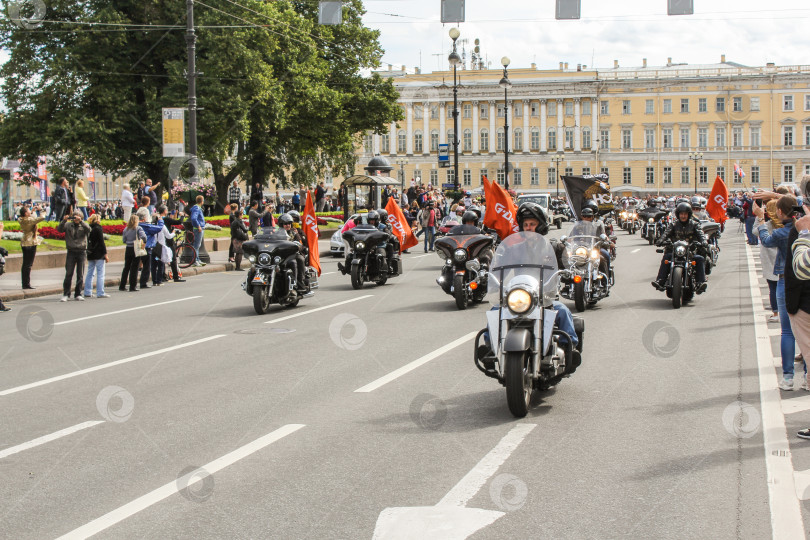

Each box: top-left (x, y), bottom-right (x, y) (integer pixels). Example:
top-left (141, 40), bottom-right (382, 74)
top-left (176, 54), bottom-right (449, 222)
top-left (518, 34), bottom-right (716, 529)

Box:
top-left (122, 189), bottom-right (135, 208)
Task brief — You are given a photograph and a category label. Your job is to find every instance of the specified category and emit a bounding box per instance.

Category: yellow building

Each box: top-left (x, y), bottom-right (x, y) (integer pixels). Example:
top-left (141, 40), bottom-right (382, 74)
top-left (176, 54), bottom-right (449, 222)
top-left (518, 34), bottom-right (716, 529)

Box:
top-left (356, 58), bottom-right (810, 195)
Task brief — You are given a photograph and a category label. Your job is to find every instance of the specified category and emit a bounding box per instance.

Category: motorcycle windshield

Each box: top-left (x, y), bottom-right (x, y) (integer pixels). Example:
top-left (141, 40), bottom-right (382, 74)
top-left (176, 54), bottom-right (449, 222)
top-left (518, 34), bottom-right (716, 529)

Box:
top-left (254, 228), bottom-right (289, 243)
top-left (488, 232), bottom-right (559, 306)
top-left (569, 221), bottom-right (599, 237)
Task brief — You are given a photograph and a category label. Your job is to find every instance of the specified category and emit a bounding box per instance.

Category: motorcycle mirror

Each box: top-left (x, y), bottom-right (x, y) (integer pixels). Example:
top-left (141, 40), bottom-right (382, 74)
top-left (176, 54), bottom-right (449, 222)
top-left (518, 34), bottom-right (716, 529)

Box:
top-left (599, 234), bottom-right (608, 241)
top-left (559, 235), bottom-right (568, 243)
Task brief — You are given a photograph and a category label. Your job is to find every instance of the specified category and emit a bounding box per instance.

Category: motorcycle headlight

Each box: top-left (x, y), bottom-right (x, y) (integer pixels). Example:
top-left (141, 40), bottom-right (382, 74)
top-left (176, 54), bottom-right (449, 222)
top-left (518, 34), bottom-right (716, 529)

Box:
top-left (454, 249), bottom-right (467, 262)
top-left (355, 241), bottom-right (366, 250)
top-left (590, 249), bottom-right (600, 259)
top-left (675, 245), bottom-right (687, 257)
top-left (258, 253), bottom-right (271, 266)
top-left (506, 288), bottom-right (533, 314)
top-left (648, 218), bottom-right (654, 223)
top-left (248, 254), bottom-right (256, 263)
top-left (575, 247), bottom-right (588, 258)
top-left (273, 256), bottom-right (282, 264)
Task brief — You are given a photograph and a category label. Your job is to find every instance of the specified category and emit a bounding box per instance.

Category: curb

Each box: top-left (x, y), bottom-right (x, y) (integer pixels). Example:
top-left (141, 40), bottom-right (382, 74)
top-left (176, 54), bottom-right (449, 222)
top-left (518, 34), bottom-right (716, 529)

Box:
top-left (2, 262), bottom-right (236, 302)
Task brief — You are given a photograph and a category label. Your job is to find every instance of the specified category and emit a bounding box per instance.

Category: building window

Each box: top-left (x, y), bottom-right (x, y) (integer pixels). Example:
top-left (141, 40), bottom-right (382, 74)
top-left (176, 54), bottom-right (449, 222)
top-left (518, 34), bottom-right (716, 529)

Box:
top-left (716, 97), bottom-right (725, 112)
top-left (715, 166), bottom-right (724, 181)
top-left (751, 166), bottom-right (760, 184)
top-left (751, 127), bottom-right (760, 148)
top-left (430, 169), bottom-right (438, 184)
top-left (784, 126), bottom-right (794, 147)
top-left (548, 128), bottom-right (557, 150)
top-left (480, 129), bottom-right (489, 152)
top-left (601, 167), bottom-right (609, 177)
top-left (531, 102), bottom-right (539, 116)
top-left (681, 167), bottom-right (690, 184)
top-left (751, 97), bottom-right (760, 112)
top-left (463, 169), bottom-right (471, 186)
top-left (785, 165), bottom-right (794, 183)
top-left (698, 98), bottom-right (707, 112)
top-left (663, 167), bottom-right (672, 184)
top-left (733, 97), bottom-right (742, 112)
top-left (645, 99), bottom-right (654, 114)
top-left (806, 95), bottom-right (810, 111)
top-left (497, 104), bottom-right (505, 118)
top-left (583, 100), bottom-right (592, 115)
top-left (806, 126), bottom-right (810, 146)
top-left (447, 129), bottom-right (455, 147)
top-left (496, 169), bottom-right (505, 185)
top-left (382, 133), bottom-right (390, 153)
top-left (547, 168), bottom-right (556, 185)
top-left (414, 105), bottom-right (423, 120)
top-left (480, 169), bottom-right (488, 185)
top-left (363, 134), bottom-right (373, 153)
top-left (732, 126), bottom-right (743, 148)
top-left (531, 128), bottom-right (540, 151)
top-left (514, 103), bottom-right (522, 117)
top-left (679, 128), bottom-right (690, 149)
top-left (564, 167), bottom-right (573, 178)
top-left (715, 127), bottom-right (726, 149)
top-left (785, 95), bottom-right (794, 112)
top-left (565, 127), bottom-right (575, 149)
top-left (680, 99), bottom-right (689, 113)
top-left (582, 167), bottom-right (591, 176)
top-left (698, 127), bottom-right (708, 148)
top-left (622, 100), bottom-right (631, 115)
top-left (645, 167), bottom-right (655, 184)
top-left (599, 129), bottom-right (609, 150)
top-left (582, 127), bottom-right (591, 149)
top-left (463, 104), bottom-right (471, 119)
top-left (480, 104), bottom-right (488, 119)
top-left (397, 130), bottom-right (406, 153)
top-left (548, 101), bottom-right (557, 116)
top-left (430, 105), bottom-right (439, 119)
top-left (514, 128), bottom-right (523, 151)
top-left (622, 129), bottom-right (631, 150)
top-left (463, 129), bottom-right (472, 152)
top-left (623, 167), bottom-right (631, 184)
top-left (663, 99), bottom-right (672, 114)
top-left (699, 166), bottom-right (708, 183)
top-left (600, 100), bottom-right (609, 115)
top-left (565, 101), bottom-right (574, 116)
top-left (447, 168), bottom-right (455, 184)
top-left (645, 129), bottom-right (655, 150)
top-left (733, 167), bottom-right (743, 184)
top-left (530, 168), bottom-right (539, 185)
top-left (413, 170), bottom-right (422, 183)
top-left (414, 131), bottom-right (423, 153)
top-left (497, 128), bottom-right (505, 151)
top-left (662, 128), bottom-right (673, 149)
top-left (430, 130), bottom-right (439, 152)
top-left (513, 168), bottom-right (522, 186)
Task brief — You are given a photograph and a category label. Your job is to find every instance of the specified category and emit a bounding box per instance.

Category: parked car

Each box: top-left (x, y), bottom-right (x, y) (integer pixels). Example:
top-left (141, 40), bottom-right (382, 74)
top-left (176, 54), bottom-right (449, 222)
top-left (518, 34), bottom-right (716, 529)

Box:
top-left (330, 213), bottom-right (369, 257)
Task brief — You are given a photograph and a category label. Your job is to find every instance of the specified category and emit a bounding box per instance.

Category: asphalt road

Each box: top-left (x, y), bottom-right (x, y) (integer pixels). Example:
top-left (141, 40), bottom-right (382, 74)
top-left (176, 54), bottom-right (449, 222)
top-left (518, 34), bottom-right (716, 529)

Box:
top-left (0, 222), bottom-right (803, 539)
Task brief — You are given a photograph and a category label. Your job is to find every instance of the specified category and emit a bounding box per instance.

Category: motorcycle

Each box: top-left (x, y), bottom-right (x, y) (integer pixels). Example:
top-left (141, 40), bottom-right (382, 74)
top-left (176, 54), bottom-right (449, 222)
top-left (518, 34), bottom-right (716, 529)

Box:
top-left (436, 217), bottom-right (460, 238)
top-left (640, 209), bottom-right (667, 245)
top-left (435, 232), bottom-right (495, 309)
top-left (473, 232), bottom-right (584, 418)
top-left (622, 208), bottom-right (640, 234)
top-left (656, 240), bottom-right (701, 309)
top-left (342, 225), bottom-right (401, 289)
top-left (242, 228), bottom-right (317, 314)
top-left (558, 222), bottom-right (613, 312)
top-left (700, 220), bottom-right (721, 275)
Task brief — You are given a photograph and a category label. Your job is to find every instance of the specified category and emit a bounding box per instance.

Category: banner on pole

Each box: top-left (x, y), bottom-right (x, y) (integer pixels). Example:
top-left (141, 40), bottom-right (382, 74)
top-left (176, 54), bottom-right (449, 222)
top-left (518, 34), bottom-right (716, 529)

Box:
top-left (162, 108), bottom-right (185, 157)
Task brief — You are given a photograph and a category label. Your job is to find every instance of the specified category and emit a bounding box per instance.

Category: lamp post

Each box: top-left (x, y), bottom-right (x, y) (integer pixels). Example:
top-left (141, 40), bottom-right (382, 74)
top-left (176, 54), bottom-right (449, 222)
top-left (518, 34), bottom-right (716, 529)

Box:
top-left (448, 28), bottom-right (461, 192)
top-left (688, 151), bottom-right (703, 194)
top-left (551, 153), bottom-right (565, 199)
top-left (396, 158), bottom-right (406, 199)
top-left (499, 56), bottom-right (512, 191)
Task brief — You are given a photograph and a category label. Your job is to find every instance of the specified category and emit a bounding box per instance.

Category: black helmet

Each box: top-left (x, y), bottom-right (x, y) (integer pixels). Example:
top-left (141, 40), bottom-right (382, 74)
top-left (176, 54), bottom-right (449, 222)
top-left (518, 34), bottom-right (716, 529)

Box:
top-left (581, 207), bottom-right (595, 218)
top-left (367, 210), bottom-right (380, 226)
top-left (377, 209), bottom-right (389, 225)
top-left (516, 202), bottom-right (549, 235)
top-left (288, 210), bottom-right (301, 223)
top-left (278, 213), bottom-right (293, 226)
top-left (467, 206), bottom-right (482, 219)
top-left (583, 200), bottom-right (599, 214)
top-left (675, 202), bottom-right (693, 219)
top-left (691, 200), bottom-right (701, 210)
top-left (461, 211), bottom-right (478, 225)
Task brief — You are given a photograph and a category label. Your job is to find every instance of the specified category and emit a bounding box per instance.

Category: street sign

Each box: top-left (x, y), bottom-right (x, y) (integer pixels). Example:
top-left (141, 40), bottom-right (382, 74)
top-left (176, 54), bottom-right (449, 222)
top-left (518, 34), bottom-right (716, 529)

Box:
top-left (441, 0), bottom-right (464, 23)
top-left (556, 0), bottom-right (580, 19)
top-left (318, 1), bottom-right (342, 25)
top-left (442, 183), bottom-right (455, 190)
top-left (438, 143), bottom-right (450, 164)
top-left (162, 108), bottom-right (185, 157)
top-left (667, 0), bottom-right (693, 15)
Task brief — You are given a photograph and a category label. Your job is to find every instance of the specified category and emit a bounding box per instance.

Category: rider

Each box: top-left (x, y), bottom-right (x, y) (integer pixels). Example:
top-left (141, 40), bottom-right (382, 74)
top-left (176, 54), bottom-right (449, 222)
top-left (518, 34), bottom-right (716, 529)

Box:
top-left (278, 213), bottom-right (307, 293)
top-left (377, 208), bottom-right (399, 272)
top-left (691, 197), bottom-right (711, 221)
top-left (447, 211), bottom-right (483, 236)
top-left (579, 204), bottom-right (614, 281)
top-left (651, 202), bottom-right (709, 294)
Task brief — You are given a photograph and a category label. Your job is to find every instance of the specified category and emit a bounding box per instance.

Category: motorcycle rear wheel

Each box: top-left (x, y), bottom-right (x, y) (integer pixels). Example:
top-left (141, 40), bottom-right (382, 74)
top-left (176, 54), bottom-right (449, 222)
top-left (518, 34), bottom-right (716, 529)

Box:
top-left (505, 351), bottom-right (532, 418)
top-left (574, 280), bottom-right (586, 312)
top-left (671, 267), bottom-right (683, 309)
top-left (252, 286), bottom-right (270, 315)
top-left (350, 264), bottom-right (363, 290)
top-left (453, 274), bottom-right (468, 310)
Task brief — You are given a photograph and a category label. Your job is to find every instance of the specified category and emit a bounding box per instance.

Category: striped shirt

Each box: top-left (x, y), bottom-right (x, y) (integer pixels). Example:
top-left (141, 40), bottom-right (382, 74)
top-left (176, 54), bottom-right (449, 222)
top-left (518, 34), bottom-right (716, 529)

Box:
top-left (793, 233), bottom-right (810, 280)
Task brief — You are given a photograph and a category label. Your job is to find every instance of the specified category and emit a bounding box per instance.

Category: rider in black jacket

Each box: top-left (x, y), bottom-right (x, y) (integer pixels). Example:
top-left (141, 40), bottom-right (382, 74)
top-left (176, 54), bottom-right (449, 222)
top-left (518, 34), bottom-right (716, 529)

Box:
top-left (652, 202), bottom-right (709, 293)
top-left (447, 211), bottom-right (482, 236)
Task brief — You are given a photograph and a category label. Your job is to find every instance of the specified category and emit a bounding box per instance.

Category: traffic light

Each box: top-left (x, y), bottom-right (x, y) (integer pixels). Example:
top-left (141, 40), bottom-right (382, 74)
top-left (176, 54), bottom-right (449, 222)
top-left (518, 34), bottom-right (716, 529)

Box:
top-left (555, 0), bottom-right (580, 20)
top-left (667, 0), bottom-right (694, 15)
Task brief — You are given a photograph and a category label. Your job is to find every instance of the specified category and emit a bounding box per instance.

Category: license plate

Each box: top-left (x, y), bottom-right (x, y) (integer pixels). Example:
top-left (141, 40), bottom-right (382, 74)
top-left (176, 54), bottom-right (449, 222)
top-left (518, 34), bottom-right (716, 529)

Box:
top-left (252, 274), bottom-right (267, 284)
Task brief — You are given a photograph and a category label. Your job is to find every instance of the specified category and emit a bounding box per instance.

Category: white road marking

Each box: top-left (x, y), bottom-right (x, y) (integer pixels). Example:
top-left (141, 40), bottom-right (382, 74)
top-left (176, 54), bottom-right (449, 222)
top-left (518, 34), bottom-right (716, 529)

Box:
top-left (264, 295), bottom-right (373, 324)
top-left (631, 248), bottom-right (641, 253)
top-left (794, 469), bottom-right (810, 500)
top-left (54, 297), bottom-right (202, 326)
top-left (410, 254), bottom-right (432, 259)
top-left (56, 424), bottom-right (305, 540)
top-left (320, 271), bottom-right (337, 275)
top-left (782, 395), bottom-right (810, 416)
top-left (0, 421), bottom-right (104, 460)
top-left (355, 331), bottom-right (478, 393)
top-left (439, 423), bottom-right (536, 507)
top-left (745, 243), bottom-right (806, 538)
top-left (0, 335), bottom-right (225, 397)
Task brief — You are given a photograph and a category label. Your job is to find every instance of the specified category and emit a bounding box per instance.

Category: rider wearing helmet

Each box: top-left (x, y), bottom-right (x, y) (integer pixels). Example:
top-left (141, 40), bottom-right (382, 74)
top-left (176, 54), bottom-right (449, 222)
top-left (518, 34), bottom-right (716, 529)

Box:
top-left (578, 205), bottom-right (614, 283)
top-left (279, 213), bottom-right (308, 292)
top-left (448, 211), bottom-right (484, 236)
top-left (652, 202), bottom-right (709, 293)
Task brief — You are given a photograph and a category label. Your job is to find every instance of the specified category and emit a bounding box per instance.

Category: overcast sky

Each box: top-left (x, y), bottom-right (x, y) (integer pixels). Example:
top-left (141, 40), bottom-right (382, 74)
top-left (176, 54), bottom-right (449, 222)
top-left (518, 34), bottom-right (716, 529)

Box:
top-left (361, 0), bottom-right (810, 73)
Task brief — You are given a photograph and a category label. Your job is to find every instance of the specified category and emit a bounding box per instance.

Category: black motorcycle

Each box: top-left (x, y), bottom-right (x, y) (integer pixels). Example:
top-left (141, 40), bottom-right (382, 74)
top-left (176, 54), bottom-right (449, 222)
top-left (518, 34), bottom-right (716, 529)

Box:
top-left (342, 225), bottom-right (401, 289)
top-left (435, 233), bottom-right (494, 309)
top-left (656, 240), bottom-right (700, 309)
top-left (640, 209), bottom-right (667, 245)
top-left (558, 222), bottom-right (613, 312)
top-left (700, 220), bottom-right (721, 275)
top-left (242, 229), bottom-right (317, 314)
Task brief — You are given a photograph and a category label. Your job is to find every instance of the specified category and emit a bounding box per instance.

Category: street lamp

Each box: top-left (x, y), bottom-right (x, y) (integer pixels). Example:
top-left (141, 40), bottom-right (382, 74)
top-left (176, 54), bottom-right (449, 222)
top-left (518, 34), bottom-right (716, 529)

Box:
top-left (396, 158), bottom-right (406, 199)
top-left (688, 151), bottom-right (703, 194)
top-left (448, 27), bottom-right (461, 192)
top-left (499, 56), bottom-right (512, 191)
top-left (551, 153), bottom-right (565, 198)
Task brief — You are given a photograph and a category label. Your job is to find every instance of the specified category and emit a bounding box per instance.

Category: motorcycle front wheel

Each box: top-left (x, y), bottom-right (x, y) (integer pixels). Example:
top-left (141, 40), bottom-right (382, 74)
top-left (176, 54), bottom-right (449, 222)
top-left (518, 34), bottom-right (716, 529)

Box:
top-left (671, 267), bottom-right (683, 309)
top-left (252, 285), bottom-right (270, 315)
top-left (453, 274), bottom-right (468, 310)
top-left (505, 351), bottom-right (532, 418)
top-left (574, 280), bottom-right (586, 312)
top-left (350, 264), bottom-right (363, 290)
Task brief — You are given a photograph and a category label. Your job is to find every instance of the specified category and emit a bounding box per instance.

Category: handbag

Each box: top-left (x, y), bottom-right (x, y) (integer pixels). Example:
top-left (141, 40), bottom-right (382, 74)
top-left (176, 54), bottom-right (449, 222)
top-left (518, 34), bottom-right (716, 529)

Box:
top-left (134, 238), bottom-right (147, 257)
top-left (0, 254), bottom-right (5, 276)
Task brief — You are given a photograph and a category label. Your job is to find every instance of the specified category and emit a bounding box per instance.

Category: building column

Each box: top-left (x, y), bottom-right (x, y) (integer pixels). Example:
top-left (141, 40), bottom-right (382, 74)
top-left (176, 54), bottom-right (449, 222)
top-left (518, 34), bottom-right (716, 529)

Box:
top-left (472, 100), bottom-right (480, 154)
top-left (439, 102), bottom-right (446, 144)
top-left (574, 98), bottom-right (582, 152)
top-left (540, 99), bottom-right (547, 152)
top-left (373, 134), bottom-right (380, 155)
top-left (422, 101), bottom-right (430, 155)
top-left (523, 99), bottom-right (530, 153)
top-left (489, 100), bottom-right (496, 154)
top-left (389, 122), bottom-right (396, 156)
top-left (556, 99), bottom-right (564, 151)
top-left (406, 103), bottom-right (414, 156)
top-left (592, 99), bottom-right (598, 151)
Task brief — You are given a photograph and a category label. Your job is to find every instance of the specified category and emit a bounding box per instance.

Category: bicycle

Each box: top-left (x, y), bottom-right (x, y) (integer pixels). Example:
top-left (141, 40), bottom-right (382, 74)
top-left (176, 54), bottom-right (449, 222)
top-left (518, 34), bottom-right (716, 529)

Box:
top-left (172, 228), bottom-right (198, 269)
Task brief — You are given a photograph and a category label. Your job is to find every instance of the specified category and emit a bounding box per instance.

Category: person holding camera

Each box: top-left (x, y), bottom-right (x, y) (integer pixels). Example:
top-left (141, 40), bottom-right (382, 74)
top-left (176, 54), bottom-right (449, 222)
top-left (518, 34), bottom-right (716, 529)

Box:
top-left (57, 211), bottom-right (91, 302)
top-left (18, 205), bottom-right (45, 289)
top-left (0, 222), bottom-right (8, 312)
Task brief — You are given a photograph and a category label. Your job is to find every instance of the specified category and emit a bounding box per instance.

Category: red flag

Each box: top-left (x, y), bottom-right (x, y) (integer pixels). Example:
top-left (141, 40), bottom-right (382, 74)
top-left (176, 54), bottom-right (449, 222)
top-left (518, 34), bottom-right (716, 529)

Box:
top-left (706, 176), bottom-right (729, 224)
top-left (302, 190), bottom-right (321, 276)
top-left (483, 175), bottom-right (519, 239)
top-left (385, 197), bottom-right (418, 252)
